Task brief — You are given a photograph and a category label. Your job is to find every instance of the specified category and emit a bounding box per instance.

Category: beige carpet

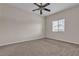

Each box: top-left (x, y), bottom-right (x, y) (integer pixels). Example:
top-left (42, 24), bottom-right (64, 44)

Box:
top-left (0, 38), bottom-right (79, 56)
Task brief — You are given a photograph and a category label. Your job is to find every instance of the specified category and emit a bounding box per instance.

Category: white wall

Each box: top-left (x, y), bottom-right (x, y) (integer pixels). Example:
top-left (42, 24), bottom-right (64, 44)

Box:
top-left (46, 6), bottom-right (79, 44)
top-left (0, 4), bottom-right (45, 46)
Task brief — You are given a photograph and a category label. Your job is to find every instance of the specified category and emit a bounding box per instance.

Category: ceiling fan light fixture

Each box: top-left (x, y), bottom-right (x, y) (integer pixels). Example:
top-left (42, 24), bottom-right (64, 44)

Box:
top-left (32, 3), bottom-right (51, 15)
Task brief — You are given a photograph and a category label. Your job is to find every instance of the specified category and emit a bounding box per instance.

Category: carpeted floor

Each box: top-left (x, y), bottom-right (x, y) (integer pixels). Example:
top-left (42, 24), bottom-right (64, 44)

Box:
top-left (0, 38), bottom-right (79, 56)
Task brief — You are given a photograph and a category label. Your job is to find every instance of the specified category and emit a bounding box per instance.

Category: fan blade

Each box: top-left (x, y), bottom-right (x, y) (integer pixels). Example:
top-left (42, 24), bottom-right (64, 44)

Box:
top-left (32, 8), bottom-right (40, 11)
top-left (34, 3), bottom-right (41, 7)
top-left (43, 3), bottom-right (50, 7)
top-left (44, 8), bottom-right (50, 12)
top-left (40, 9), bottom-right (42, 15)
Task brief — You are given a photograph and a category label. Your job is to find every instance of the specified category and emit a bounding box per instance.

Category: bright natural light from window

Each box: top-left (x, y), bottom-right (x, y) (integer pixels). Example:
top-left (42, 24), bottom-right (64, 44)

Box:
top-left (52, 21), bottom-right (59, 32)
top-left (52, 19), bottom-right (65, 32)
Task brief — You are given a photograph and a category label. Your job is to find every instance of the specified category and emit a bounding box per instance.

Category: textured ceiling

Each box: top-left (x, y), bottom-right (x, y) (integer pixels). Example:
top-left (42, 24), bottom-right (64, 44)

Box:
top-left (8, 3), bottom-right (79, 16)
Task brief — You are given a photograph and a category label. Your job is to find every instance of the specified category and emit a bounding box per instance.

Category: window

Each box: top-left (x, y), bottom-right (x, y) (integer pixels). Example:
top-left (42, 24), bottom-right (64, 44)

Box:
top-left (52, 19), bottom-right (65, 32)
top-left (52, 21), bottom-right (59, 32)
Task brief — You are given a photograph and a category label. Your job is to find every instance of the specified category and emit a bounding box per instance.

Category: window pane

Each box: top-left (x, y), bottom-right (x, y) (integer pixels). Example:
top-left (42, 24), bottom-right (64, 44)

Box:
top-left (52, 21), bottom-right (58, 32)
top-left (58, 19), bottom-right (65, 31)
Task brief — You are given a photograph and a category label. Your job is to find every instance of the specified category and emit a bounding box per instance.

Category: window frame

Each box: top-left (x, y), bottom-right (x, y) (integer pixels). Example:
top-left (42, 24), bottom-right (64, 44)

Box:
top-left (52, 18), bottom-right (65, 32)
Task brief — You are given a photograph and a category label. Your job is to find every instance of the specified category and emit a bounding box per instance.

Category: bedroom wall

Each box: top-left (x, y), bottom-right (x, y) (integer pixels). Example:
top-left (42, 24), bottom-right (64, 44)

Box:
top-left (46, 5), bottom-right (79, 44)
top-left (0, 4), bottom-right (45, 46)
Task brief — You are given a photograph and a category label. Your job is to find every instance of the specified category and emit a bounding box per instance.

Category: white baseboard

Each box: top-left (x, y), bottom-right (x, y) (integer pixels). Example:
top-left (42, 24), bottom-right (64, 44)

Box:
top-left (0, 35), bottom-right (44, 47)
top-left (46, 37), bottom-right (79, 45)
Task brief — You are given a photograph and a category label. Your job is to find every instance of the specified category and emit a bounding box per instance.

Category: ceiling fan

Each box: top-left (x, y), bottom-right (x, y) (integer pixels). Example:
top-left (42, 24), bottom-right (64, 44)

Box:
top-left (32, 3), bottom-right (51, 15)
